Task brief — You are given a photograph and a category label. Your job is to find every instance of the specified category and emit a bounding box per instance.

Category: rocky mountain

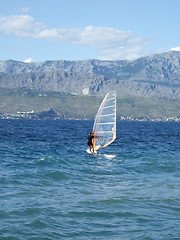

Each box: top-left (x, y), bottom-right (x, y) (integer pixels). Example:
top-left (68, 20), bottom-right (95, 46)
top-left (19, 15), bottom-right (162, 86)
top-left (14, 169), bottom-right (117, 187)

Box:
top-left (0, 51), bottom-right (180, 100)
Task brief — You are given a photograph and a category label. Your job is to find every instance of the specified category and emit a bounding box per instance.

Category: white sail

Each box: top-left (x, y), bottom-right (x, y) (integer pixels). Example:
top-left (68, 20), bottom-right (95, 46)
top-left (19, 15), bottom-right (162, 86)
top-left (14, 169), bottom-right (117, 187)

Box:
top-left (93, 91), bottom-right (116, 151)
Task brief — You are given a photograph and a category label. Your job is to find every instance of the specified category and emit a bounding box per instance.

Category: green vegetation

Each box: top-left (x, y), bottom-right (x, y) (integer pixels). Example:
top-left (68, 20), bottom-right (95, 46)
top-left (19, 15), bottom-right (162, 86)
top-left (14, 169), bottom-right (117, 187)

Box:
top-left (0, 88), bottom-right (180, 120)
top-left (117, 96), bottom-right (180, 119)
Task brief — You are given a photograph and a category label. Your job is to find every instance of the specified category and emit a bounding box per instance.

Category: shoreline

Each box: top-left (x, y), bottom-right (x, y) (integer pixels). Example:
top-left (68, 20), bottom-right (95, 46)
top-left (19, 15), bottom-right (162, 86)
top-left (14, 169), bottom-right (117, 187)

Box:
top-left (0, 113), bottom-right (180, 122)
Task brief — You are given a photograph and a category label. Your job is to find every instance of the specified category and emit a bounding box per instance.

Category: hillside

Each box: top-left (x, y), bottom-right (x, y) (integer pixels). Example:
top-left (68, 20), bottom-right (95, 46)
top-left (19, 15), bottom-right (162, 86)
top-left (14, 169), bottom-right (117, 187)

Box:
top-left (0, 51), bottom-right (180, 100)
top-left (0, 88), bottom-right (180, 121)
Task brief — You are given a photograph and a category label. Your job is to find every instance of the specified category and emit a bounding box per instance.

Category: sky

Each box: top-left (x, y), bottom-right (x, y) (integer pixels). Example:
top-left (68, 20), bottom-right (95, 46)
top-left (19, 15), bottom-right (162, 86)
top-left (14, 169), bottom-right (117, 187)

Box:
top-left (0, 0), bottom-right (180, 62)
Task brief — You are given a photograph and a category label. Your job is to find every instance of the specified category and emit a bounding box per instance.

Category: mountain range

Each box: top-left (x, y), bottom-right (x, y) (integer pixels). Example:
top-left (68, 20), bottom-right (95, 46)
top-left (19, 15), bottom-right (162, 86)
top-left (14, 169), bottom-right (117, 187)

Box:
top-left (0, 51), bottom-right (180, 100)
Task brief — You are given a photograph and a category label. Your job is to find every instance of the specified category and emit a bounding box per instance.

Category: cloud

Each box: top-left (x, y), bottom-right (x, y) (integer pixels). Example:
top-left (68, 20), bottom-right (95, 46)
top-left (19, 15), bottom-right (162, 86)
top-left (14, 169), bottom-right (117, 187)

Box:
top-left (170, 47), bottom-right (180, 51)
top-left (20, 7), bottom-right (30, 13)
top-left (99, 45), bottom-right (149, 61)
top-left (23, 58), bottom-right (33, 63)
top-left (0, 14), bottom-right (150, 60)
top-left (0, 14), bottom-right (46, 37)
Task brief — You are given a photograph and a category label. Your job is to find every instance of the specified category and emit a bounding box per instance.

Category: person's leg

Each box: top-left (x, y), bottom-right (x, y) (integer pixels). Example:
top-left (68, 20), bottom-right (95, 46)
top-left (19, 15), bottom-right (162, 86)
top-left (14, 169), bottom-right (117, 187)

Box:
top-left (91, 144), bottom-right (94, 153)
top-left (89, 145), bottom-right (92, 153)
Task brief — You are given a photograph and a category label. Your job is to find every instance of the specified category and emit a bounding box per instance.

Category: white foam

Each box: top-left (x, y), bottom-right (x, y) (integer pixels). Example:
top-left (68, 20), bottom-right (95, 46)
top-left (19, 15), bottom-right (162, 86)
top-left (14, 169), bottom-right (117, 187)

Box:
top-left (103, 154), bottom-right (116, 160)
top-left (86, 149), bottom-right (97, 155)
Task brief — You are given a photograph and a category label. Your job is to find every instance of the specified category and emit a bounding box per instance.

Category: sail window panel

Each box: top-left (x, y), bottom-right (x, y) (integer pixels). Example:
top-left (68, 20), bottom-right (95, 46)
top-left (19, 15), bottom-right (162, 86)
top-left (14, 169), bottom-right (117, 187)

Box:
top-left (94, 114), bottom-right (115, 125)
top-left (96, 124), bottom-right (115, 133)
top-left (97, 115), bottom-right (115, 123)
top-left (99, 106), bottom-right (115, 116)
top-left (103, 104), bottom-right (115, 109)
top-left (104, 101), bottom-right (115, 108)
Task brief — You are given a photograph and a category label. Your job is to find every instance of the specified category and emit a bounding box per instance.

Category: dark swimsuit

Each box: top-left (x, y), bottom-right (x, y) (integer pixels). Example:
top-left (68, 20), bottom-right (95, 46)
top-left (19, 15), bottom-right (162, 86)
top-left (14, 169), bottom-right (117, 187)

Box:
top-left (87, 135), bottom-right (94, 146)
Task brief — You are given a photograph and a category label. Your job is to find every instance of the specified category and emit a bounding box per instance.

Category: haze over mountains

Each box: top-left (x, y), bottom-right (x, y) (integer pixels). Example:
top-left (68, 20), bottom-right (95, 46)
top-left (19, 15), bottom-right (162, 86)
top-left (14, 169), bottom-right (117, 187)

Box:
top-left (0, 51), bottom-right (180, 100)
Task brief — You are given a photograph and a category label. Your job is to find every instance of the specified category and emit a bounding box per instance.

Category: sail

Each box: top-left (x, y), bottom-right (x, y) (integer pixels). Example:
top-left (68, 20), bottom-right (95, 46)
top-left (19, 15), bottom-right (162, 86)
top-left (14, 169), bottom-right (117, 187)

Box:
top-left (93, 91), bottom-right (116, 151)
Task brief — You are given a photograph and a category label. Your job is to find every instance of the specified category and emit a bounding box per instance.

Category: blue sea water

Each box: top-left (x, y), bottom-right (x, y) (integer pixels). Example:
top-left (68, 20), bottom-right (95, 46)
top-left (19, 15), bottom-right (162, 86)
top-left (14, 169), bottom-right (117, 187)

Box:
top-left (0, 119), bottom-right (180, 240)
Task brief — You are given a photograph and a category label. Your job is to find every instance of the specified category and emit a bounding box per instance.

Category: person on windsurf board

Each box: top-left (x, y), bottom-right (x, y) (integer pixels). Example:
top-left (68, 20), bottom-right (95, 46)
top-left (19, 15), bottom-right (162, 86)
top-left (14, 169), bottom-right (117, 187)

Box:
top-left (87, 132), bottom-right (97, 154)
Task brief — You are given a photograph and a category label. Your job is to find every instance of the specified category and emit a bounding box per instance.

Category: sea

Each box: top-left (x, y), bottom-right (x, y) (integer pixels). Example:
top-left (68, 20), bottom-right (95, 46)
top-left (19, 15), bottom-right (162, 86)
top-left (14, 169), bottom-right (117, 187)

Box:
top-left (0, 119), bottom-right (179, 240)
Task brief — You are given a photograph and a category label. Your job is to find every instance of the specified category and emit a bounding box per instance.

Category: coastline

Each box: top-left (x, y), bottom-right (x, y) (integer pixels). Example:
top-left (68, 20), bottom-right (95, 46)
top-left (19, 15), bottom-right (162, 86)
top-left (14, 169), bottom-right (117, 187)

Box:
top-left (0, 111), bottom-right (180, 122)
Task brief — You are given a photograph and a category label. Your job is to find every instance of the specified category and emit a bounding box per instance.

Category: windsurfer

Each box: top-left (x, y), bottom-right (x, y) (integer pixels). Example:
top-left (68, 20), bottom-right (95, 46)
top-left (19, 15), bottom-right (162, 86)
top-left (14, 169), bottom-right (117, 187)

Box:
top-left (87, 132), bottom-right (96, 154)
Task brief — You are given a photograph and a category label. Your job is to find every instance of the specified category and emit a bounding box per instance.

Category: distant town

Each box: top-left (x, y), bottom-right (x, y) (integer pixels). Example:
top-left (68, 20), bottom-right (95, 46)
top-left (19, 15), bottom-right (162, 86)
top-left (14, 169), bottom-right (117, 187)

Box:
top-left (0, 110), bottom-right (179, 122)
